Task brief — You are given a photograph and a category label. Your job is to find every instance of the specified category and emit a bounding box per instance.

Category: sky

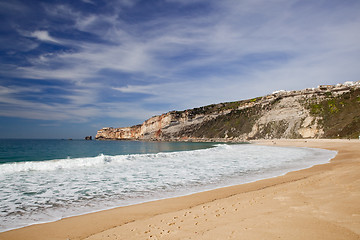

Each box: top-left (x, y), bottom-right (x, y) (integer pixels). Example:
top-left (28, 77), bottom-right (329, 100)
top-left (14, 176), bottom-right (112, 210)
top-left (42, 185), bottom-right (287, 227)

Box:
top-left (0, 0), bottom-right (359, 139)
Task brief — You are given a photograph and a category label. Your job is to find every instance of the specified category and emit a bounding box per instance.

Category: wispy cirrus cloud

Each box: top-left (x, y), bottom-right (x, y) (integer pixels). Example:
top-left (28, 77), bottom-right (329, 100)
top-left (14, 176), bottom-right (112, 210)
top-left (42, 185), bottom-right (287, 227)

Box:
top-left (112, 85), bottom-right (157, 94)
top-left (30, 30), bottom-right (60, 43)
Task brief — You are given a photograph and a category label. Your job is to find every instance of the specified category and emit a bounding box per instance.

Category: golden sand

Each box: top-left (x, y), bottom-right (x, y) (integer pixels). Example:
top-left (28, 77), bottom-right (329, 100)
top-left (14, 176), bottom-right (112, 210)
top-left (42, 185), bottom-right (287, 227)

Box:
top-left (1, 139), bottom-right (359, 240)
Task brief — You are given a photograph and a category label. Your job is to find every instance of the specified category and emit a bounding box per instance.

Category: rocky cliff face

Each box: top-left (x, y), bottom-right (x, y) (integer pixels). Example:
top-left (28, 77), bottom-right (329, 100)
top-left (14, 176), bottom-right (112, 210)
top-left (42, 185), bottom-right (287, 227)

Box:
top-left (96, 81), bottom-right (360, 141)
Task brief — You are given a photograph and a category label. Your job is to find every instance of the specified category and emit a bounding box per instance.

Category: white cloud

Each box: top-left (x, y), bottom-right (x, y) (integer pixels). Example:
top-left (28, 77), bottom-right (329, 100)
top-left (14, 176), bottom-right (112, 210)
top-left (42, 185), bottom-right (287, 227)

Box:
top-left (112, 85), bottom-right (156, 94)
top-left (0, 85), bottom-right (42, 94)
top-left (0, 1), bottom-right (29, 14)
top-left (81, 0), bottom-right (95, 4)
top-left (30, 30), bottom-right (60, 43)
top-left (165, 0), bottom-right (207, 4)
top-left (0, 81), bottom-right (160, 123)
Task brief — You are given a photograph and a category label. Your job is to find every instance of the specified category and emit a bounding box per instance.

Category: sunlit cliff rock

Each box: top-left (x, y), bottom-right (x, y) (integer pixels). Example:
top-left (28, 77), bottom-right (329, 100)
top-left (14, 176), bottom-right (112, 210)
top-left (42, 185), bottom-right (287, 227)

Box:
top-left (96, 81), bottom-right (360, 141)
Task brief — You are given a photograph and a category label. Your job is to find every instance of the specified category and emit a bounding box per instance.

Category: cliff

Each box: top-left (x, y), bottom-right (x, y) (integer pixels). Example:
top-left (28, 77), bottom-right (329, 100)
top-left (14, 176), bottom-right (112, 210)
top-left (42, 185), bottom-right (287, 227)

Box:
top-left (96, 81), bottom-right (360, 141)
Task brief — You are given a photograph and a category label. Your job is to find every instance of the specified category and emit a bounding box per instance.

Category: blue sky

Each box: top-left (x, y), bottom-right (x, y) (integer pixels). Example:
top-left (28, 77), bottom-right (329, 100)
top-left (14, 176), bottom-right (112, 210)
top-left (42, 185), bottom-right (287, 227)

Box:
top-left (0, 0), bottom-right (359, 138)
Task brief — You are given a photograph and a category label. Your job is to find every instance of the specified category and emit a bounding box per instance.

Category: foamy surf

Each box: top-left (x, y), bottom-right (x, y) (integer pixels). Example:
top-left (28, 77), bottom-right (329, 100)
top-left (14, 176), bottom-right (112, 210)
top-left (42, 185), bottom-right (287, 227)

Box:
top-left (0, 143), bottom-right (336, 232)
top-left (0, 154), bottom-right (131, 174)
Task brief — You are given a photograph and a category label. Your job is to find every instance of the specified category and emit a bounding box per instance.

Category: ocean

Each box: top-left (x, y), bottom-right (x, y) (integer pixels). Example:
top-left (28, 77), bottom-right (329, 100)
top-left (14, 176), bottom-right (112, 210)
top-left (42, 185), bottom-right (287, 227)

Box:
top-left (0, 139), bottom-right (336, 232)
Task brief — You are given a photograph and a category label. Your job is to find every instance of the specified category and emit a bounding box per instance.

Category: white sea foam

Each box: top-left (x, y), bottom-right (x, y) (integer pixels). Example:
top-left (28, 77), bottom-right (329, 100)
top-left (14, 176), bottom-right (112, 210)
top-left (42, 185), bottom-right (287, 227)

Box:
top-left (0, 144), bottom-right (336, 232)
top-left (0, 154), bottom-right (131, 174)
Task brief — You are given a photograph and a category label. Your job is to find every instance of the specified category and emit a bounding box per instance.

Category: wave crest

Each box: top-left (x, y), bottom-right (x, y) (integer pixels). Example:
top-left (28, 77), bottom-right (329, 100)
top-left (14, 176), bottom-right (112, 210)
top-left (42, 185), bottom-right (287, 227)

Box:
top-left (0, 154), bottom-right (130, 174)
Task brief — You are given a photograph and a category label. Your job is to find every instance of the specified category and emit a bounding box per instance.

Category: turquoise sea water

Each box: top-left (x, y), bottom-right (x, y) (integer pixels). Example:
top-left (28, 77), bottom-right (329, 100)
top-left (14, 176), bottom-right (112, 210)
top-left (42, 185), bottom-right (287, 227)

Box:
top-left (0, 139), bottom-right (214, 163)
top-left (0, 139), bottom-right (336, 232)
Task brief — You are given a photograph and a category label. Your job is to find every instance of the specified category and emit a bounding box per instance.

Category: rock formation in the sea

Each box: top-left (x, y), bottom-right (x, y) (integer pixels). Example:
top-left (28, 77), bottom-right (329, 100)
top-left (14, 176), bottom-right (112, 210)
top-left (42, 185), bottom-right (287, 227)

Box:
top-left (96, 81), bottom-right (360, 141)
top-left (85, 136), bottom-right (92, 140)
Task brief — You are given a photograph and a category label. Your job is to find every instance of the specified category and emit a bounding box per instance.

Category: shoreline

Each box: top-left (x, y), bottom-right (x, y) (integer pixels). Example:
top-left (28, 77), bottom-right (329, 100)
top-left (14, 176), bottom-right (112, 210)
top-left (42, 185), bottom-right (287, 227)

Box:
top-left (0, 142), bottom-right (334, 234)
top-left (0, 139), bottom-right (359, 240)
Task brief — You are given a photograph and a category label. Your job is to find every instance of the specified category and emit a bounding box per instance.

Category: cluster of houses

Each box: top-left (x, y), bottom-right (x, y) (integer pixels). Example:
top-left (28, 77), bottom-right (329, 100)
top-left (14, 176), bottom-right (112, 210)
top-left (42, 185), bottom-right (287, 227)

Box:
top-left (271, 80), bottom-right (360, 96)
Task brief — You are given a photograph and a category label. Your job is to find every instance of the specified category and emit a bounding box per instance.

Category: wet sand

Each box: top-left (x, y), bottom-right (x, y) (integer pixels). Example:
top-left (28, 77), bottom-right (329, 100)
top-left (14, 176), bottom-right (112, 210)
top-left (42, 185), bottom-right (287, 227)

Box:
top-left (1, 139), bottom-right (359, 240)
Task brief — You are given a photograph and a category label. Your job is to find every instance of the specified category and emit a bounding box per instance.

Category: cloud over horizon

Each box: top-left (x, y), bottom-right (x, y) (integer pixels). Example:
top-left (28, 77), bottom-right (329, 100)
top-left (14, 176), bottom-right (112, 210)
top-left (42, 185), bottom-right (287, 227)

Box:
top-left (1, 0), bottom-right (360, 138)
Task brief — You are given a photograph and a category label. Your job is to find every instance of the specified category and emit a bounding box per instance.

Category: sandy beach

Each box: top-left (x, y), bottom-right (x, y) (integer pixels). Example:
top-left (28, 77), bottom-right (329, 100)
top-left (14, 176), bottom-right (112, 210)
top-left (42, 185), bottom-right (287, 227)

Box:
top-left (0, 139), bottom-right (359, 240)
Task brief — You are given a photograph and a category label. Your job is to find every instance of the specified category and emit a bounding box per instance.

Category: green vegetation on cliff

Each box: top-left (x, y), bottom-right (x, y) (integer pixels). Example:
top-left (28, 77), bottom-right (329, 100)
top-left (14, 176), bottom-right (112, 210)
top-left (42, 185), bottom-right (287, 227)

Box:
top-left (307, 89), bottom-right (360, 138)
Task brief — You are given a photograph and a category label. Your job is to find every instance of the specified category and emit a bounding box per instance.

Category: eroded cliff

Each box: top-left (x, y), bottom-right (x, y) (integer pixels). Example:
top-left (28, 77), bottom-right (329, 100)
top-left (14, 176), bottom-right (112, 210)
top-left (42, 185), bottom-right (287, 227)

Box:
top-left (96, 81), bottom-right (360, 141)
